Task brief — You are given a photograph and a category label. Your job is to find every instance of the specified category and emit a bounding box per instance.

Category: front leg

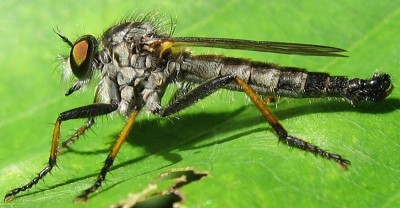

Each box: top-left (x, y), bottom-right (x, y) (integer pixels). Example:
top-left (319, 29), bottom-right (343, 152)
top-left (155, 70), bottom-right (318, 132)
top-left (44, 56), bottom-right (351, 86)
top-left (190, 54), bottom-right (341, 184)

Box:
top-left (4, 101), bottom-right (118, 202)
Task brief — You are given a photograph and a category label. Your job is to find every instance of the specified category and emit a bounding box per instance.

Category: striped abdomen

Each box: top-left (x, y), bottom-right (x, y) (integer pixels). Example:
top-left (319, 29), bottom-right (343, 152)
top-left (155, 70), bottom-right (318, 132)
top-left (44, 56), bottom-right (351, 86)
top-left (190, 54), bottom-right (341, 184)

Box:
top-left (179, 54), bottom-right (392, 103)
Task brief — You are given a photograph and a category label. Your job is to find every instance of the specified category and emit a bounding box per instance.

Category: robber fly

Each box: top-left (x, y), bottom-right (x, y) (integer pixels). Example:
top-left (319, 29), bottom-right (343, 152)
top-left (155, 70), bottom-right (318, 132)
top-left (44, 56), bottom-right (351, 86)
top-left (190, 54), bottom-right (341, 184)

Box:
top-left (5, 13), bottom-right (393, 202)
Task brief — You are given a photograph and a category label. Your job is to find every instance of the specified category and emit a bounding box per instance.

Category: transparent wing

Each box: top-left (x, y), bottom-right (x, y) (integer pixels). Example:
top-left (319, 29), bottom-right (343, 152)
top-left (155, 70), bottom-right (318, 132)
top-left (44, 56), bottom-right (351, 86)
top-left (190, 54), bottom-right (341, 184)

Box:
top-left (166, 37), bottom-right (347, 57)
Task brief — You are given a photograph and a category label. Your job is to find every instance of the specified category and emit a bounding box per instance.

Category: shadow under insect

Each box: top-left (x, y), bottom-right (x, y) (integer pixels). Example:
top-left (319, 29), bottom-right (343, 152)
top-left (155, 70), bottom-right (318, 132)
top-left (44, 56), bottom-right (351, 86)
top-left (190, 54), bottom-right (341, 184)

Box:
top-left (14, 97), bottom-right (399, 200)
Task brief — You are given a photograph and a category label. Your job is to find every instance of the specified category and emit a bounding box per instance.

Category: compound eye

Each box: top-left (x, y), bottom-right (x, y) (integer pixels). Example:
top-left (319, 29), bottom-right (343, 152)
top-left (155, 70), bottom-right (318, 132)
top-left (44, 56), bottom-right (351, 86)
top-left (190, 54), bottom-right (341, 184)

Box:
top-left (69, 35), bottom-right (97, 79)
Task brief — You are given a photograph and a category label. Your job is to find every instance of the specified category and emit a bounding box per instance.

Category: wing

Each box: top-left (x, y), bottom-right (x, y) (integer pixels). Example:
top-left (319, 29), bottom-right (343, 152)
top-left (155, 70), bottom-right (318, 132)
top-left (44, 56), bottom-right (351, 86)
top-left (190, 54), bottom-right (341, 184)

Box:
top-left (165, 37), bottom-right (347, 57)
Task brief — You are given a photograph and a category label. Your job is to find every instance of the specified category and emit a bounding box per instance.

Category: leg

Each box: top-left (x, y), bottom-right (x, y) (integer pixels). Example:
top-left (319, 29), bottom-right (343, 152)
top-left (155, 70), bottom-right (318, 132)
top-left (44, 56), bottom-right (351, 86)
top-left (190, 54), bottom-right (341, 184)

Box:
top-left (160, 75), bottom-right (350, 168)
top-left (158, 75), bottom-right (235, 116)
top-left (234, 78), bottom-right (351, 169)
top-left (4, 102), bottom-right (118, 202)
top-left (75, 110), bottom-right (139, 202)
top-left (59, 118), bottom-right (95, 151)
top-left (59, 85), bottom-right (105, 150)
top-left (70, 81), bottom-right (226, 200)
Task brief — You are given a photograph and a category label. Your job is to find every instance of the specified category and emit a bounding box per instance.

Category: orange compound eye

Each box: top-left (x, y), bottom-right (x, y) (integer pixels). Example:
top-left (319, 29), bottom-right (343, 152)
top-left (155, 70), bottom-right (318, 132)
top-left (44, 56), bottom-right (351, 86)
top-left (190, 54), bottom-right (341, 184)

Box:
top-left (69, 35), bottom-right (98, 79)
top-left (72, 40), bottom-right (89, 66)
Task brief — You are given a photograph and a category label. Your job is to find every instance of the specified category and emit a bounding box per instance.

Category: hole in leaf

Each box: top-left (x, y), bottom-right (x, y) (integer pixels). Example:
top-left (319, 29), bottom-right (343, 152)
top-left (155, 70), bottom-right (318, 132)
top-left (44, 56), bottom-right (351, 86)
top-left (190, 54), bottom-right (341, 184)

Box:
top-left (109, 168), bottom-right (208, 208)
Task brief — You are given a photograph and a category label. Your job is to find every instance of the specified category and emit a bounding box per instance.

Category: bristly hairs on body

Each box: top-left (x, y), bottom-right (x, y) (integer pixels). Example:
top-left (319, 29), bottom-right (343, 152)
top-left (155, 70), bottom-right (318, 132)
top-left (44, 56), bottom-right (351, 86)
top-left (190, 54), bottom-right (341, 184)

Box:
top-left (114, 10), bottom-right (177, 38)
top-left (55, 10), bottom-right (177, 95)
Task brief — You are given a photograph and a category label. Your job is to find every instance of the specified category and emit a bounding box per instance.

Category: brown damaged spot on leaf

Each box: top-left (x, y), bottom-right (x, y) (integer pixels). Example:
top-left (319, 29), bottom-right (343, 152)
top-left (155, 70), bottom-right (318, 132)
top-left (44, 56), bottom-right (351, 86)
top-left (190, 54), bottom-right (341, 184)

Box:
top-left (109, 168), bottom-right (208, 208)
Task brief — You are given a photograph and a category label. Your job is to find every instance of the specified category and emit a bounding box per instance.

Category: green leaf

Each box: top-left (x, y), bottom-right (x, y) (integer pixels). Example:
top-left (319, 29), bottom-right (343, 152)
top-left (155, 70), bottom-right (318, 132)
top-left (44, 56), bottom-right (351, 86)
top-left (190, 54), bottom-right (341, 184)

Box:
top-left (1, 1), bottom-right (399, 208)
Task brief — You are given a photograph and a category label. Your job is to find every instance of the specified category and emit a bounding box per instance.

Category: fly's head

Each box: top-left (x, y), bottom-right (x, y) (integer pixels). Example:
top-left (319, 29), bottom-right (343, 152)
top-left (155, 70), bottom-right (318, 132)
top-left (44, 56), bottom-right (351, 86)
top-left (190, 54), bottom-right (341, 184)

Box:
top-left (55, 30), bottom-right (99, 96)
top-left (347, 73), bottom-right (394, 104)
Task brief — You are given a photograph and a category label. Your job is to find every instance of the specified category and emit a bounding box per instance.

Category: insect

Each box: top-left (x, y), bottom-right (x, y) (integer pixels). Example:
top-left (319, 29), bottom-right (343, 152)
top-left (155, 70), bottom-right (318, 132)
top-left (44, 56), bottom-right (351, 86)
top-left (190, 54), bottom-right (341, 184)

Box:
top-left (4, 13), bottom-right (393, 202)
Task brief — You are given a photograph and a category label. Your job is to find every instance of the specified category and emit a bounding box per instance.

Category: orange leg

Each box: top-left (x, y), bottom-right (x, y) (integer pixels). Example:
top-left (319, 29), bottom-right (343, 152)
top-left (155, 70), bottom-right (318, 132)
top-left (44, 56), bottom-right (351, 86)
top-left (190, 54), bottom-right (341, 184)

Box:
top-left (234, 77), bottom-right (350, 169)
top-left (75, 110), bottom-right (139, 202)
top-left (4, 102), bottom-right (118, 202)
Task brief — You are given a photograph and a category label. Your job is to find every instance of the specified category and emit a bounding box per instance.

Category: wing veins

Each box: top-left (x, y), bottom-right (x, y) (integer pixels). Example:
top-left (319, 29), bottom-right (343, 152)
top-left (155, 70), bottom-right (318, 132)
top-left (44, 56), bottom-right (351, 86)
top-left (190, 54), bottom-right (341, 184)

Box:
top-left (166, 37), bottom-right (347, 57)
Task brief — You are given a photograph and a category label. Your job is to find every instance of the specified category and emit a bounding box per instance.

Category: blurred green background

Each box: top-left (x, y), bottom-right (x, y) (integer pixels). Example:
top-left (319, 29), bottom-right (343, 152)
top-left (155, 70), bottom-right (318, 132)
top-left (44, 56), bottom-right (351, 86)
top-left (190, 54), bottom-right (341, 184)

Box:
top-left (0, 1), bottom-right (399, 207)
